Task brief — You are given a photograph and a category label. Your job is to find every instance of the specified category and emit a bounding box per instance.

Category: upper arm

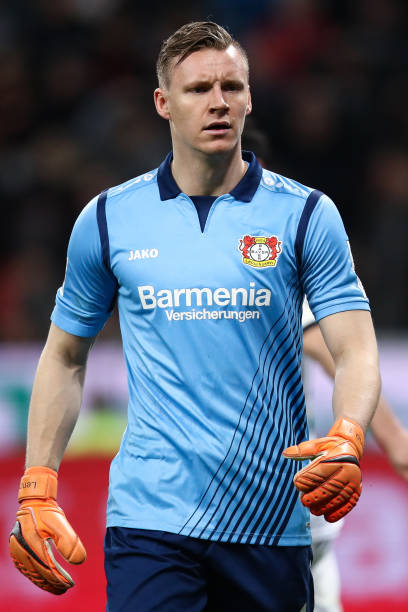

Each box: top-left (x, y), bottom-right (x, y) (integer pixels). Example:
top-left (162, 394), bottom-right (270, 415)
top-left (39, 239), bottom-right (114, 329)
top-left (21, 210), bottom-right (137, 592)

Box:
top-left (318, 310), bottom-right (379, 365)
top-left (43, 322), bottom-right (95, 368)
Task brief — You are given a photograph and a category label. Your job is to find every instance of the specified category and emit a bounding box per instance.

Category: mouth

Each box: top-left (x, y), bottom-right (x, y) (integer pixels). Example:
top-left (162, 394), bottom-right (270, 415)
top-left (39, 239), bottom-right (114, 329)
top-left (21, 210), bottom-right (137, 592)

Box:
top-left (203, 122), bottom-right (231, 133)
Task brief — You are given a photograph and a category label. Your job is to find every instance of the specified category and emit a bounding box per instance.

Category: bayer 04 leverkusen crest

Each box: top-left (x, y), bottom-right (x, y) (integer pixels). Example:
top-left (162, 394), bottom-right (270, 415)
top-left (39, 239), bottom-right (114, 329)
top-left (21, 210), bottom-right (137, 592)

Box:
top-left (238, 235), bottom-right (282, 268)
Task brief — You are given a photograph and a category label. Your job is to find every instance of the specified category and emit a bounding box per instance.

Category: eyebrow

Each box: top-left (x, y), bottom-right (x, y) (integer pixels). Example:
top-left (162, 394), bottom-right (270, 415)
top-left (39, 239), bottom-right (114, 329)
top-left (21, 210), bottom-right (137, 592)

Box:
top-left (184, 77), bottom-right (245, 89)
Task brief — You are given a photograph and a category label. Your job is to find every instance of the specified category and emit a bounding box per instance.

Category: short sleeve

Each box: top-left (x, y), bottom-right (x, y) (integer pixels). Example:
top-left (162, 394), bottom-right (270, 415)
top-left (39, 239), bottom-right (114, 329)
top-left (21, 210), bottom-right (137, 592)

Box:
top-left (51, 196), bottom-right (117, 337)
top-left (301, 194), bottom-right (369, 322)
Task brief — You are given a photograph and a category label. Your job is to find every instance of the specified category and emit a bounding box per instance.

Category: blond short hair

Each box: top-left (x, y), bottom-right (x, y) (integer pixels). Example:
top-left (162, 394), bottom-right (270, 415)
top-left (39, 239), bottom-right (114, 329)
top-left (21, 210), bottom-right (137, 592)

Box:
top-left (156, 21), bottom-right (249, 88)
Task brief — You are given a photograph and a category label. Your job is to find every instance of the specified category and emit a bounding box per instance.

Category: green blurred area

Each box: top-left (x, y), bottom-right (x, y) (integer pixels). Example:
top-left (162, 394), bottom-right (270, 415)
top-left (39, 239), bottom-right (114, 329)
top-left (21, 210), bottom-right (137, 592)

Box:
top-left (0, 379), bottom-right (127, 457)
top-left (67, 408), bottom-right (127, 456)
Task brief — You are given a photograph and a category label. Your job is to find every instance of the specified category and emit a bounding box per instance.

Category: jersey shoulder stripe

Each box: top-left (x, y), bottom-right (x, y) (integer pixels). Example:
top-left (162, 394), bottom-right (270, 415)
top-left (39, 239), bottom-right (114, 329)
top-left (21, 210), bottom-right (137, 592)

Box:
top-left (95, 189), bottom-right (118, 311)
top-left (107, 169), bottom-right (159, 199)
top-left (295, 189), bottom-right (324, 268)
top-left (260, 169), bottom-right (312, 200)
top-left (96, 190), bottom-right (111, 271)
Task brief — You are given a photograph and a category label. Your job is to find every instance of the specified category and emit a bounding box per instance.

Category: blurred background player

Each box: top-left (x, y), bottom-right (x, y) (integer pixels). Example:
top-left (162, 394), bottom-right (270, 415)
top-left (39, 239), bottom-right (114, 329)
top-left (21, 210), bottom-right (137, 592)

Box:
top-left (243, 117), bottom-right (408, 612)
top-left (302, 299), bottom-right (408, 612)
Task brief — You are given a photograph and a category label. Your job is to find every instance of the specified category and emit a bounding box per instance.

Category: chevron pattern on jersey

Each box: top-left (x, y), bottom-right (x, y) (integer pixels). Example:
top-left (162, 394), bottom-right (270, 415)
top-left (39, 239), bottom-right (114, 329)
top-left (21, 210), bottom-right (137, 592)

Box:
top-left (179, 282), bottom-right (308, 544)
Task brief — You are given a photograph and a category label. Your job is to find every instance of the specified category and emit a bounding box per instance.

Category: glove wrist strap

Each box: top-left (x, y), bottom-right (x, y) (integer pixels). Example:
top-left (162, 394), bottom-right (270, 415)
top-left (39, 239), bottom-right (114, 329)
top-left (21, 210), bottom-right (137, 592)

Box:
top-left (18, 466), bottom-right (58, 502)
top-left (328, 417), bottom-right (364, 459)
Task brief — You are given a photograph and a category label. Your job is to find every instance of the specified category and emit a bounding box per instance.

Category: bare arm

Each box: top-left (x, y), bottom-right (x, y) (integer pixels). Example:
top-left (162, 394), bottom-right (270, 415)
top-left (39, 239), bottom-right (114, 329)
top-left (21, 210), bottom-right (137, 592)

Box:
top-left (26, 322), bottom-right (95, 471)
top-left (317, 310), bottom-right (381, 432)
top-left (369, 396), bottom-right (408, 479)
top-left (304, 316), bottom-right (408, 479)
top-left (282, 309), bottom-right (380, 521)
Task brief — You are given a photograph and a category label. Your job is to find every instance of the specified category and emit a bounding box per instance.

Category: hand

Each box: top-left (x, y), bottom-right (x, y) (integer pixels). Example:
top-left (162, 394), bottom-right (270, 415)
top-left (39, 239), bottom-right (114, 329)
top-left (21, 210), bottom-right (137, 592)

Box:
top-left (283, 418), bottom-right (364, 522)
top-left (9, 466), bottom-right (86, 595)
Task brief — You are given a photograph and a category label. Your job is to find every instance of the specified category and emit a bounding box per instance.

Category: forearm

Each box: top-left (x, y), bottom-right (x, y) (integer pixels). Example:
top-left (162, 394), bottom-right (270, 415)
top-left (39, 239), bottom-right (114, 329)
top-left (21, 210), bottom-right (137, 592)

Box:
top-left (25, 323), bottom-right (93, 471)
top-left (370, 396), bottom-right (408, 479)
top-left (11, 329), bottom-right (89, 594)
top-left (26, 349), bottom-right (85, 470)
top-left (371, 395), bottom-right (405, 453)
top-left (318, 311), bottom-right (381, 434)
top-left (331, 351), bottom-right (381, 432)
top-left (304, 313), bottom-right (408, 479)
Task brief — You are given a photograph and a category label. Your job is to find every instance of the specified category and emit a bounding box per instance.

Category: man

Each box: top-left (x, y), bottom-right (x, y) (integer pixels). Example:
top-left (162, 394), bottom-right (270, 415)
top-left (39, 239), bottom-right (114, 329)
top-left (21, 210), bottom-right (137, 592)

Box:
top-left (9, 21), bottom-right (380, 611)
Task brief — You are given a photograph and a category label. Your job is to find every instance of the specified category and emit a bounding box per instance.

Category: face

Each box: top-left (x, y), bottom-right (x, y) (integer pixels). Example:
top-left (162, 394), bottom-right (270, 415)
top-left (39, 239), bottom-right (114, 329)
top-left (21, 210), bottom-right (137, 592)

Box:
top-left (154, 45), bottom-right (252, 156)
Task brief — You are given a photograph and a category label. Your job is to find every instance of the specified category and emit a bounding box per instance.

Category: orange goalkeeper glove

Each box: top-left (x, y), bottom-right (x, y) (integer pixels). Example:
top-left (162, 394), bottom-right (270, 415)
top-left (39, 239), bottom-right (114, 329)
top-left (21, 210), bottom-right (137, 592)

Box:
top-left (9, 466), bottom-right (86, 595)
top-left (283, 417), bottom-right (364, 522)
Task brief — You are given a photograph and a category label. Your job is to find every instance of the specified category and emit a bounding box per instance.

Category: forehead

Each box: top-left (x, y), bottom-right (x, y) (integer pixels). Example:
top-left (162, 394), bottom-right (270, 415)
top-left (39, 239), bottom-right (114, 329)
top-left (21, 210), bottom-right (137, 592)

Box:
top-left (170, 45), bottom-right (248, 85)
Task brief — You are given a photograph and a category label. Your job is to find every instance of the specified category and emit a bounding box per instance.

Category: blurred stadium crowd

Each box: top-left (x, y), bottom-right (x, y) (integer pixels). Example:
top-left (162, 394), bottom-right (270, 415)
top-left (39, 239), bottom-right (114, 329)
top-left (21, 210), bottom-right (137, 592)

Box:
top-left (1, 0), bottom-right (408, 340)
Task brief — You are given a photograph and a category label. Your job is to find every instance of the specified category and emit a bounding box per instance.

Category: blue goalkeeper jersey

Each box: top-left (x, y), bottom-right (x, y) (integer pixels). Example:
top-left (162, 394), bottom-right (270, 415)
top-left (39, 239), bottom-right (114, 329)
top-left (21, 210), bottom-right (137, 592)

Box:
top-left (52, 151), bottom-right (369, 546)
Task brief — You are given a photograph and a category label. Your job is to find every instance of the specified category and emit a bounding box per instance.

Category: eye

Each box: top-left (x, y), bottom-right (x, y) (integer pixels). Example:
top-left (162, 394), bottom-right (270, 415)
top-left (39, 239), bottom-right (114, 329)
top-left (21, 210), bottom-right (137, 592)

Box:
top-left (223, 82), bottom-right (244, 92)
top-left (189, 85), bottom-right (210, 93)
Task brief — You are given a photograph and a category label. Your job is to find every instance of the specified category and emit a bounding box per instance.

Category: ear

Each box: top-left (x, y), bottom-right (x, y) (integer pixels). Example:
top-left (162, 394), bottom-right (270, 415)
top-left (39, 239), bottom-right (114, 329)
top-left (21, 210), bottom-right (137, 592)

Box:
top-left (246, 87), bottom-right (252, 116)
top-left (154, 88), bottom-right (170, 120)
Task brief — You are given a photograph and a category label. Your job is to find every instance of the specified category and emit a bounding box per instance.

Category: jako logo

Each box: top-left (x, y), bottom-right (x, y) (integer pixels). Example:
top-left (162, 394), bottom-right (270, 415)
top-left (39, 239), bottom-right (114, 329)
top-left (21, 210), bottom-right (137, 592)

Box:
top-left (128, 248), bottom-right (159, 261)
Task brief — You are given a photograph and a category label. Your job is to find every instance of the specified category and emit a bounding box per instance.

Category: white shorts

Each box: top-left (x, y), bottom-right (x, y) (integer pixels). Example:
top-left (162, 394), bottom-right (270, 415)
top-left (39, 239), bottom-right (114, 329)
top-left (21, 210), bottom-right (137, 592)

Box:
top-left (312, 539), bottom-right (343, 612)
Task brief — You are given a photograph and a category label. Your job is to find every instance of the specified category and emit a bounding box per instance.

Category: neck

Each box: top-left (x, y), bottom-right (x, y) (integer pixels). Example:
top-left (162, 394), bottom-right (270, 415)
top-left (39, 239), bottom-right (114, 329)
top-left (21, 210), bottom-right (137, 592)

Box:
top-left (171, 145), bottom-right (247, 196)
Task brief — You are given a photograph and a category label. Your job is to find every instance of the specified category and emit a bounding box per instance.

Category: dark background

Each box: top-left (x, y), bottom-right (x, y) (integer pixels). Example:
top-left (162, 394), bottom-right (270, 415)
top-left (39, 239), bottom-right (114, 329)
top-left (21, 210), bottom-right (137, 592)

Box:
top-left (1, 0), bottom-right (408, 339)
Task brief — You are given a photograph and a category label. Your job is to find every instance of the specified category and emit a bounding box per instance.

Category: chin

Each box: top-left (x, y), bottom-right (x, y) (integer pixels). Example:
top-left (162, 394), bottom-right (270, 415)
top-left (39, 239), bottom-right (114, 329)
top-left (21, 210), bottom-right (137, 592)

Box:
top-left (201, 139), bottom-right (237, 156)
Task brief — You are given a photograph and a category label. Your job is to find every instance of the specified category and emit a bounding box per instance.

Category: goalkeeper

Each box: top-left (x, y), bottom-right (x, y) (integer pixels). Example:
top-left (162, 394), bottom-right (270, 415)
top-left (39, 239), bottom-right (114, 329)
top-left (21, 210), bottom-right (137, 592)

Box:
top-left (9, 20), bottom-right (381, 612)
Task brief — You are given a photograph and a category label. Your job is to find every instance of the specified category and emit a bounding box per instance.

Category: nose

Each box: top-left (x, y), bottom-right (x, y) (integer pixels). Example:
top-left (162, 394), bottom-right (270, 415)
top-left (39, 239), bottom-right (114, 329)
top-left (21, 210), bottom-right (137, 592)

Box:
top-left (209, 84), bottom-right (229, 112)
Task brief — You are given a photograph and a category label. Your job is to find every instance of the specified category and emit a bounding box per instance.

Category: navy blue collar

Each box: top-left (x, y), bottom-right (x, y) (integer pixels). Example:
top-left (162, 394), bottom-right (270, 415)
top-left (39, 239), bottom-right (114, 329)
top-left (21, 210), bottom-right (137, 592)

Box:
top-left (157, 150), bottom-right (262, 203)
